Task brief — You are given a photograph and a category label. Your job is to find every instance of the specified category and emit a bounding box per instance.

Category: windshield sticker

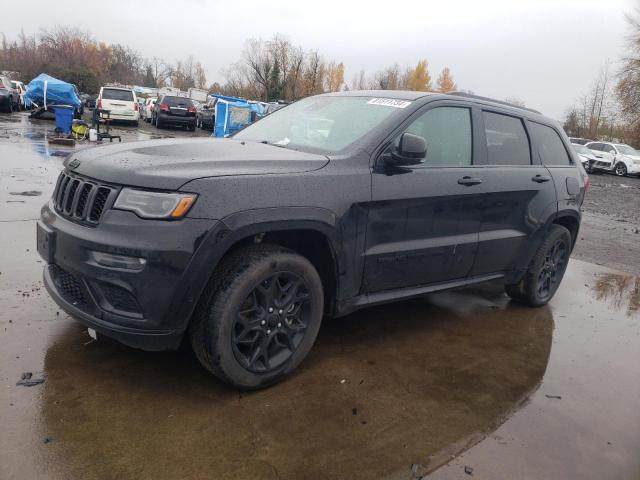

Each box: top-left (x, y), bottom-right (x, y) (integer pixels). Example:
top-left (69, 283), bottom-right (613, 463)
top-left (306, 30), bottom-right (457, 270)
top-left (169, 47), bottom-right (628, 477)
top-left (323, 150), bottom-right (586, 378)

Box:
top-left (367, 98), bottom-right (412, 108)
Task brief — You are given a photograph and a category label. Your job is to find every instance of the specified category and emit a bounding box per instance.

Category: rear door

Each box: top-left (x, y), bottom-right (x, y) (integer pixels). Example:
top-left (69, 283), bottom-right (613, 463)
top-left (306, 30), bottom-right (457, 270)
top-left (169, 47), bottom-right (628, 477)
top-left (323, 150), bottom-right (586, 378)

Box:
top-left (363, 102), bottom-right (485, 293)
top-left (101, 88), bottom-right (136, 117)
top-left (528, 121), bottom-right (583, 217)
top-left (468, 110), bottom-right (557, 276)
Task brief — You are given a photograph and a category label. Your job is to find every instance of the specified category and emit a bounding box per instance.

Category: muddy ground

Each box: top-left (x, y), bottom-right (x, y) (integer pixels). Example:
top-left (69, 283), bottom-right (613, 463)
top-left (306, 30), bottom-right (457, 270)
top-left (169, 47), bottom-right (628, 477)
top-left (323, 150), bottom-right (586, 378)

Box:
top-left (573, 172), bottom-right (640, 275)
top-left (0, 111), bottom-right (639, 480)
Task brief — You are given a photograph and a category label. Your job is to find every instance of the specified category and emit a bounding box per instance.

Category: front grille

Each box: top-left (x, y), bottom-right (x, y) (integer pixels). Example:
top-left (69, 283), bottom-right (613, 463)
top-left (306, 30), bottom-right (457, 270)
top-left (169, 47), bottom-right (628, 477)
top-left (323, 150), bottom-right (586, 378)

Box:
top-left (52, 172), bottom-right (117, 225)
top-left (51, 265), bottom-right (89, 306)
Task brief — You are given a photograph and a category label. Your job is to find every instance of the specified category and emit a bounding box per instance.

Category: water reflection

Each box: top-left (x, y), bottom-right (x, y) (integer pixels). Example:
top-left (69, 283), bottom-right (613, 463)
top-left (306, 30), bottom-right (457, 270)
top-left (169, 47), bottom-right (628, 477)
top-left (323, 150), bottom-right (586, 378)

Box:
top-left (591, 272), bottom-right (640, 317)
top-left (40, 286), bottom-right (553, 480)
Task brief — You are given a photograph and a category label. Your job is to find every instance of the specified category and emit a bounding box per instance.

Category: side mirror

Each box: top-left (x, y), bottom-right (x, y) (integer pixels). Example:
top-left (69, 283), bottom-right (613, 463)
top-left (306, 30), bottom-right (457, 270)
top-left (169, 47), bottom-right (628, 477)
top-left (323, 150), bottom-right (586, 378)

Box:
top-left (608, 149), bottom-right (616, 154)
top-left (385, 133), bottom-right (426, 167)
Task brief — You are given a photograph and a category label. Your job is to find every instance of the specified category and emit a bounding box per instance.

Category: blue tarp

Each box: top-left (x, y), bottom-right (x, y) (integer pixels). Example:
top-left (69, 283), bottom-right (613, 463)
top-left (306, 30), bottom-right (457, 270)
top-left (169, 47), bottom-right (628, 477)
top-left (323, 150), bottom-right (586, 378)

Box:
top-left (24, 73), bottom-right (81, 109)
top-left (212, 94), bottom-right (265, 137)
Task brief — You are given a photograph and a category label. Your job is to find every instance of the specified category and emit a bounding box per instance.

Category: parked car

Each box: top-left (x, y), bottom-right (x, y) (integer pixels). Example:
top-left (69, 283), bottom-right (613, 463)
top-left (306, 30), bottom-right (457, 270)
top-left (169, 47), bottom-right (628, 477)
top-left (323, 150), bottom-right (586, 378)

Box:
top-left (85, 94), bottom-right (97, 109)
top-left (96, 86), bottom-right (139, 125)
top-left (196, 96), bottom-right (216, 129)
top-left (572, 143), bottom-right (598, 173)
top-left (142, 97), bottom-right (157, 123)
top-left (38, 90), bottom-right (586, 389)
top-left (0, 75), bottom-right (20, 112)
top-left (152, 95), bottom-right (197, 130)
top-left (10, 80), bottom-right (27, 110)
top-left (569, 137), bottom-right (593, 145)
top-left (72, 85), bottom-right (84, 119)
top-left (585, 141), bottom-right (640, 176)
top-left (188, 87), bottom-right (208, 103)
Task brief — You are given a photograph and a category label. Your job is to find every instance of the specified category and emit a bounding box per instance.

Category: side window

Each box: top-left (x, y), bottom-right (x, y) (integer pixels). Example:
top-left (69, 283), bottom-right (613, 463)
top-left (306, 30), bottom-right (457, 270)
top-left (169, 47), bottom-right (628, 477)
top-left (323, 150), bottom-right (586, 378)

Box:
top-left (589, 143), bottom-right (603, 151)
top-left (483, 111), bottom-right (531, 165)
top-left (529, 123), bottom-right (572, 166)
top-left (398, 106), bottom-right (472, 167)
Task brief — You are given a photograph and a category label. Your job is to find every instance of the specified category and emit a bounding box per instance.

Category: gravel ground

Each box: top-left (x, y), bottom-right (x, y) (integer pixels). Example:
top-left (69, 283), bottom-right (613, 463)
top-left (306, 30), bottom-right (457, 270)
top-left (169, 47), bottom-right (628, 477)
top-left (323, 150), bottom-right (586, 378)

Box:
top-left (572, 172), bottom-right (640, 276)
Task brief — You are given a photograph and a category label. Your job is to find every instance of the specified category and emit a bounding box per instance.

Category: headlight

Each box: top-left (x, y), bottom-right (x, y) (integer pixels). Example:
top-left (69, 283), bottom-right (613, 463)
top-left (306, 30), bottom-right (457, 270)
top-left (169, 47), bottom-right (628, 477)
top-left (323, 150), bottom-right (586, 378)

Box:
top-left (114, 188), bottom-right (197, 219)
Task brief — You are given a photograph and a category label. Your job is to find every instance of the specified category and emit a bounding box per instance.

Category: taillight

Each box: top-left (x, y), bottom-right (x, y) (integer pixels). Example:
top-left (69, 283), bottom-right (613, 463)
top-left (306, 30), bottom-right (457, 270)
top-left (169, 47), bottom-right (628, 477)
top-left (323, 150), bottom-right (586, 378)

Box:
top-left (187, 106), bottom-right (197, 113)
top-left (97, 99), bottom-right (102, 109)
top-left (583, 175), bottom-right (590, 191)
top-left (159, 103), bottom-right (169, 111)
top-left (134, 103), bottom-right (139, 111)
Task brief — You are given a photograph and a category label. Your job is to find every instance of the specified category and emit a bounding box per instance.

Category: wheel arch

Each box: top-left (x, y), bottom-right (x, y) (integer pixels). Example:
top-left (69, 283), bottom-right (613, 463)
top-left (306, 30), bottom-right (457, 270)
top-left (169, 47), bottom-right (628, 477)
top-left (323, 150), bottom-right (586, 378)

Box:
top-left (551, 210), bottom-right (580, 249)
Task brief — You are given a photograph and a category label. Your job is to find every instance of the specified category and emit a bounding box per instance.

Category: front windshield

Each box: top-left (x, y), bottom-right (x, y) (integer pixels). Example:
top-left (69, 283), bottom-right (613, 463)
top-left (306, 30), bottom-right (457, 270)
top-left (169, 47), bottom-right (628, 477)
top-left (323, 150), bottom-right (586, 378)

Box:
top-left (234, 96), bottom-right (410, 154)
top-left (615, 144), bottom-right (638, 155)
top-left (572, 144), bottom-right (590, 155)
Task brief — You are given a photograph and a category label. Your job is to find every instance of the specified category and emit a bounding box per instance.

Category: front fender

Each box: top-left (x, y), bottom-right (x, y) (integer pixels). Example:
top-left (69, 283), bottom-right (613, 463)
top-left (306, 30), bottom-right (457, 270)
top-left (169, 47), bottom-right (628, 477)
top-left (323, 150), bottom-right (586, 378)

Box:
top-left (165, 207), bottom-right (353, 332)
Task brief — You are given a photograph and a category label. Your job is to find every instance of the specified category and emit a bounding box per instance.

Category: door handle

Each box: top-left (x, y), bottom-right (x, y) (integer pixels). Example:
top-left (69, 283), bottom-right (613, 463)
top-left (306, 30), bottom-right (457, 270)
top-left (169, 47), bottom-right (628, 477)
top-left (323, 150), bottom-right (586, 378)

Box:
top-left (457, 176), bottom-right (482, 186)
top-left (532, 174), bottom-right (551, 183)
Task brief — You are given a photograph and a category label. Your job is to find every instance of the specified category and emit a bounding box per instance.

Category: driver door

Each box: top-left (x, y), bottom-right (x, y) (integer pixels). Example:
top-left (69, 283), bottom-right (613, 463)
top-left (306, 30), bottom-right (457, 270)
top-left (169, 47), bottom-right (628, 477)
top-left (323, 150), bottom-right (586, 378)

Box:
top-left (362, 103), bottom-right (484, 293)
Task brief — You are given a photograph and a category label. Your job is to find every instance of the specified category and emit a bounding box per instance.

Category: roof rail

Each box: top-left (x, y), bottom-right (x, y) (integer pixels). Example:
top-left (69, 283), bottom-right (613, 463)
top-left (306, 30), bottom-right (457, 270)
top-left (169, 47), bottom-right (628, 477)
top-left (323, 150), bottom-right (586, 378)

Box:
top-left (448, 91), bottom-right (541, 114)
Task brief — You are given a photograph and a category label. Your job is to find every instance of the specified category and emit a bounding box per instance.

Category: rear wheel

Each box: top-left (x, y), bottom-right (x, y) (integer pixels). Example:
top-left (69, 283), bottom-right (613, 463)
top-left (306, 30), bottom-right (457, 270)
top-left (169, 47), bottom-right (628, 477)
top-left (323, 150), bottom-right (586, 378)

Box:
top-left (615, 162), bottom-right (628, 176)
top-left (505, 224), bottom-right (571, 307)
top-left (156, 115), bottom-right (163, 128)
top-left (190, 245), bottom-right (324, 389)
top-left (189, 122), bottom-right (196, 131)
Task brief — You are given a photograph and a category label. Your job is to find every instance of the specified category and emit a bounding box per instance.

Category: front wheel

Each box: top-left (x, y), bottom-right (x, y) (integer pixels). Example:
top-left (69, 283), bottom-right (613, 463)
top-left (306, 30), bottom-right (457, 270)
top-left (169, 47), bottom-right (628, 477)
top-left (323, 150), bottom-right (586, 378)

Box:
top-left (615, 162), bottom-right (628, 177)
top-left (190, 245), bottom-right (324, 389)
top-left (505, 224), bottom-right (571, 307)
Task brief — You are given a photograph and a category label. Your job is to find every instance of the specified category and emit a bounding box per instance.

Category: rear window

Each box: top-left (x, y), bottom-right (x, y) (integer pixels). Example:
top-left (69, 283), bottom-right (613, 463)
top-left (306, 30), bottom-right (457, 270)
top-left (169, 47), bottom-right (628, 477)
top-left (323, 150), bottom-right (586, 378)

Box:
top-left (102, 88), bottom-right (134, 101)
top-left (163, 96), bottom-right (193, 107)
top-left (529, 122), bottom-right (572, 166)
top-left (483, 112), bottom-right (531, 165)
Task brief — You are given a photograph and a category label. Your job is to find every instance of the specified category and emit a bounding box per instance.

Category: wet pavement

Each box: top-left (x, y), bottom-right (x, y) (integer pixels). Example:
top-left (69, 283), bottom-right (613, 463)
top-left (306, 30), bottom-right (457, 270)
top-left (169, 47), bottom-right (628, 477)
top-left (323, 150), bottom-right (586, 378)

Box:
top-left (1, 112), bottom-right (639, 479)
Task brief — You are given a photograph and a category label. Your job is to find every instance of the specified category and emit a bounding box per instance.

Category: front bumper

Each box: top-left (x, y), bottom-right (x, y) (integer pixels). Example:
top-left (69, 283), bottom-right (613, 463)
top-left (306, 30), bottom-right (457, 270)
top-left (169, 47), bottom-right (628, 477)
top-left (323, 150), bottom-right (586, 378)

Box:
top-left (627, 163), bottom-right (640, 174)
top-left (39, 200), bottom-right (218, 351)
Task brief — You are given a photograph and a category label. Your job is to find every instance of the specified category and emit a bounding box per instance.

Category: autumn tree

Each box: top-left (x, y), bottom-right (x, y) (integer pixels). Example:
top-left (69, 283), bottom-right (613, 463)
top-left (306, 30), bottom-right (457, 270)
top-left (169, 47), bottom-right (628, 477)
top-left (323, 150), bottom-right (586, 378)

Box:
top-left (617, 5), bottom-right (640, 145)
top-left (436, 67), bottom-right (457, 92)
top-left (324, 61), bottom-right (344, 92)
top-left (406, 59), bottom-right (432, 91)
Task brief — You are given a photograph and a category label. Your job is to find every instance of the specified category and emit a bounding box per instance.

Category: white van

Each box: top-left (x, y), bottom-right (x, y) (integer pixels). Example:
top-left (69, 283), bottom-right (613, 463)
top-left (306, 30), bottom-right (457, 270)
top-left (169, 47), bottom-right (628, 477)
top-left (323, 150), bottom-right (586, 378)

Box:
top-left (97, 86), bottom-right (139, 125)
top-left (188, 88), bottom-right (208, 103)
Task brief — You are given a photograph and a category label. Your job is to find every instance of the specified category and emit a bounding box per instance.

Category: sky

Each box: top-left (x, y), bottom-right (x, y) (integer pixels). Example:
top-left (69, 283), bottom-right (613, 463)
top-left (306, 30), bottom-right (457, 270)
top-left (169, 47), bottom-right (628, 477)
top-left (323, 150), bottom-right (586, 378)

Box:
top-left (0, 0), bottom-right (634, 119)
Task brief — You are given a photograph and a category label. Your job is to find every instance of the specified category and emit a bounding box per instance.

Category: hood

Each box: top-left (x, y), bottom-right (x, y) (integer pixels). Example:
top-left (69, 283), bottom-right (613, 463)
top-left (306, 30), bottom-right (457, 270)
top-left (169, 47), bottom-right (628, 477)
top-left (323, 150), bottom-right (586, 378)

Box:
top-left (68, 138), bottom-right (330, 190)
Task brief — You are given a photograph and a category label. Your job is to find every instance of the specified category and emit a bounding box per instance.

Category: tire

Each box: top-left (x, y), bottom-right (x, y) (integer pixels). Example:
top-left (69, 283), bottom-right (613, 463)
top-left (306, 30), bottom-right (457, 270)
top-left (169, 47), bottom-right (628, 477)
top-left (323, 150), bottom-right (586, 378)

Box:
top-left (190, 244), bottom-right (324, 389)
top-left (156, 115), bottom-right (163, 129)
top-left (505, 224), bottom-right (571, 307)
top-left (133, 120), bottom-right (139, 127)
top-left (614, 162), bottom-right (627, 177)
top-left (189, 122), bottom-right (196, 132)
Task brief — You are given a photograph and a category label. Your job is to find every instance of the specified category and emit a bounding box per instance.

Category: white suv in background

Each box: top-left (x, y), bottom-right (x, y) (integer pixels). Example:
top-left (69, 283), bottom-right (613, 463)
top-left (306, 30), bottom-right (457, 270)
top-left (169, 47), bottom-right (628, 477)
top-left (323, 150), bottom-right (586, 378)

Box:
top-left (96, 86), bottom-right (140, 125)
top-left (585, 141), bottom-right (640, 177)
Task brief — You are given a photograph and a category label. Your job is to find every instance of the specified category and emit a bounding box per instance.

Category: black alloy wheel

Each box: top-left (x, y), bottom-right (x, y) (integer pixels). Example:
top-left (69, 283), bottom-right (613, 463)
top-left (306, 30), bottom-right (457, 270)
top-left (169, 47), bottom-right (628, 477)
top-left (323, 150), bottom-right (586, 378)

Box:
top-left (536, 238), bottom-right (568, 301)
top-left (232, 272), bottom-right (310, 373)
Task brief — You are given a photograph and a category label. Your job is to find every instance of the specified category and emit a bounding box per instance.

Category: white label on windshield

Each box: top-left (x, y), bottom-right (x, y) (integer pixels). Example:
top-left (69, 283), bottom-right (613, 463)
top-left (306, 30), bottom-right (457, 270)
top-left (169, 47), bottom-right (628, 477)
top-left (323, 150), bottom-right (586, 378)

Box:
top-left (367, 98), bottom-right (411, 108)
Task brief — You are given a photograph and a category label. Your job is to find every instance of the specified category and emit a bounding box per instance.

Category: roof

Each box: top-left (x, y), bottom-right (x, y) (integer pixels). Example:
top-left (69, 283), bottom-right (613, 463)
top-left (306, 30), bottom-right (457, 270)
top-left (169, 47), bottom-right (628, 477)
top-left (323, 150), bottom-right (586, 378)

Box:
top-left (323, 90), bottom-right (434, 101)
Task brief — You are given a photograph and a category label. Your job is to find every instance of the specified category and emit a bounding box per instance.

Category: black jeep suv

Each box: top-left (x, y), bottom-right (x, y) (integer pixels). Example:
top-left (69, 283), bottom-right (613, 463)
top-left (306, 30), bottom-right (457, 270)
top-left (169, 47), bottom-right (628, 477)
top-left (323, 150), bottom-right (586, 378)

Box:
top-left (38, 91), bottom-right (587, 389)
